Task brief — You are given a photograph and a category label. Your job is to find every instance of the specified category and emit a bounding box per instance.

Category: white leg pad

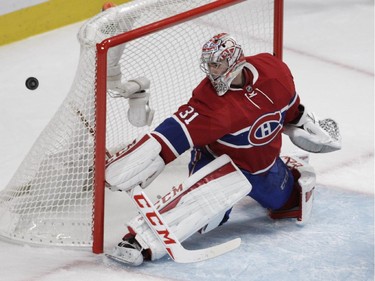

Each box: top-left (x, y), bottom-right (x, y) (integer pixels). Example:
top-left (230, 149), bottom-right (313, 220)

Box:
top-left (128, 154), bottom-right (252, 260)
top-left (282, 156), bottom-right (316, 224)
top-left (297, 164), bottom-right (316, 224)
top-left (199, 210), bottom-right (227, 234)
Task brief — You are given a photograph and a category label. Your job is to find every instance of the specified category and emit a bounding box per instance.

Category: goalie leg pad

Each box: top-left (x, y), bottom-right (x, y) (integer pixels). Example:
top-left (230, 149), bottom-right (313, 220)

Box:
top-left (124, 154), bottom-right (252, 261)
top-left (199, 210), bottom-right (228, 234)
top-left (295, 159), bottom-right (316, 224)
top-left (105, 134), bottom-right (165, 191)
top-left (269, 156), bottom-right (316, 223)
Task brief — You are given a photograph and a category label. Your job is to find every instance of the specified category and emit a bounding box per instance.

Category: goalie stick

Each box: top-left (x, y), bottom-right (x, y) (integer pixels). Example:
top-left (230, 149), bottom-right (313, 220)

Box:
top-left (127, 185), bottom-right (242, 263)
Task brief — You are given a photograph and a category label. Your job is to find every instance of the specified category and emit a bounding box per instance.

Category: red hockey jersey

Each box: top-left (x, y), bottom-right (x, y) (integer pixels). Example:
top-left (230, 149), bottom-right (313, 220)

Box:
top-left (152, 53), bottom-right (301, 174)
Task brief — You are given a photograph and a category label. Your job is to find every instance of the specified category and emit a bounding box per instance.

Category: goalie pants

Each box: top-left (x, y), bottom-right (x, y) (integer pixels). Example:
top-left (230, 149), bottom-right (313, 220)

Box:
top-left (189, 147), bottom-right (295, 224)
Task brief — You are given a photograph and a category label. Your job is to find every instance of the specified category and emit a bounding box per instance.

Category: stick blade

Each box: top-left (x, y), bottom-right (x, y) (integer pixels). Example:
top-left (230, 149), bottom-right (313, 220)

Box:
top-left (171, 237), bottom-right (241, 263)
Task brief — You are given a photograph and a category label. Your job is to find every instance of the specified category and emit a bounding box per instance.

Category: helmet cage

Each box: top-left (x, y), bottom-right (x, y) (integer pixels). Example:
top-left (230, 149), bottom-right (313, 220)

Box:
top-left (200, 33), bottom-right (245, 95)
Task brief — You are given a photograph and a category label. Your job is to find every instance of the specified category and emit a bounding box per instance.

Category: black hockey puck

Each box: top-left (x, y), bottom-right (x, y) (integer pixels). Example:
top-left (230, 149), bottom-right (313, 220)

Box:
top-left (25, 77), bottom-right (39, 90)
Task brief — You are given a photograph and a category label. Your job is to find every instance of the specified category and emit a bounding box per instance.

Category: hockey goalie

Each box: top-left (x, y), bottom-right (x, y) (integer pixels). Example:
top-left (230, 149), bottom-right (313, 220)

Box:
top-left (105, 33), bottom-right (341, 266)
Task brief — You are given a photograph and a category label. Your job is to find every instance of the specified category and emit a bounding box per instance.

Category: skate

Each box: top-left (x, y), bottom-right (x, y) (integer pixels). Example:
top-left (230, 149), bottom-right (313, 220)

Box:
top-left (106, 236), bottom-right (144, 266)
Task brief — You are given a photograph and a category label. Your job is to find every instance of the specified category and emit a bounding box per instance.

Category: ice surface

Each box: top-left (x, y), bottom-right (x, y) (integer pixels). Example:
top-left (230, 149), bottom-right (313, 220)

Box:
top-left (0, 1), bottom-right (373, 280)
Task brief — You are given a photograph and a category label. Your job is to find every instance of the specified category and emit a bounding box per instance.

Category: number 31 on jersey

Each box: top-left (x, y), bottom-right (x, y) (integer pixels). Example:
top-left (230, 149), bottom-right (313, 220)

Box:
top-left (179, 106), bottom-right (199, 125)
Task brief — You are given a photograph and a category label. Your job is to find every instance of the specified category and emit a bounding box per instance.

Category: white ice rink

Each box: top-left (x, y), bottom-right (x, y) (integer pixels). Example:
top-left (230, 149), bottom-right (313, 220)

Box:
top-left (0, 1), bottom-right (373, 280)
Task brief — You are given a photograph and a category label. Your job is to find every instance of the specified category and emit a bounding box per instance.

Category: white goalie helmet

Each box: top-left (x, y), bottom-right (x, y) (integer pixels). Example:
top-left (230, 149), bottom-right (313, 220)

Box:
top-left (200, 33), bottom-right (246, 96)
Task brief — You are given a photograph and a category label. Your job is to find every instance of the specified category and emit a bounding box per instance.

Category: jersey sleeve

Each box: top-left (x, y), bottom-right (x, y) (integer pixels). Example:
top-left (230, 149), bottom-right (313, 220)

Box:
top-left (284, 93), bottom-right (302, 124)
top-left (272, 57), bottom-right (302, 125)
top-left (151, 115), bottom-right (192, 163)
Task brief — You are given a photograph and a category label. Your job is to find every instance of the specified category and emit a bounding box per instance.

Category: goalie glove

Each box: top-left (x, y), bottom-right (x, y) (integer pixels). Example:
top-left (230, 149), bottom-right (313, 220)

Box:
top-left (284, 105), bottom-right (342, 153)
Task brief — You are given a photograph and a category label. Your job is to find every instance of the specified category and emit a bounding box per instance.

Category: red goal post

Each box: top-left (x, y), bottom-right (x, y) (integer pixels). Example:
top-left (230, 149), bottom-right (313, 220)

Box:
top-left (0, 0), bottom-right (283, 254)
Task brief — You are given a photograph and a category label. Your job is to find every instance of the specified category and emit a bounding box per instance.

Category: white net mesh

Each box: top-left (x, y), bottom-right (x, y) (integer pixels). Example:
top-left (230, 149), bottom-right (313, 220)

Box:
top-left (0, 0), bottom-right (276, 248)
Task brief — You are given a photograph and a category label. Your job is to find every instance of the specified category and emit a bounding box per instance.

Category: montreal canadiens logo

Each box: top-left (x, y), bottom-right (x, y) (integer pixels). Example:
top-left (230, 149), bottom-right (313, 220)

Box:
top-left (248, 112), bottom-right (283, 146)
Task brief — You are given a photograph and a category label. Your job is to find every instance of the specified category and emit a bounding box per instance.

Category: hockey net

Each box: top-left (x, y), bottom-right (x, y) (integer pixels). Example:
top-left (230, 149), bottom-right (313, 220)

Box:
top-left (0, 0), bottom-right (283, 252)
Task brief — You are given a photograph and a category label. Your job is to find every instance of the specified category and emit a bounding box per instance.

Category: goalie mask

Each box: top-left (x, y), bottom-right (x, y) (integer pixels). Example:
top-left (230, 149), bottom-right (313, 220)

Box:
top-left (200, 33), bottom-right (246, 96)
